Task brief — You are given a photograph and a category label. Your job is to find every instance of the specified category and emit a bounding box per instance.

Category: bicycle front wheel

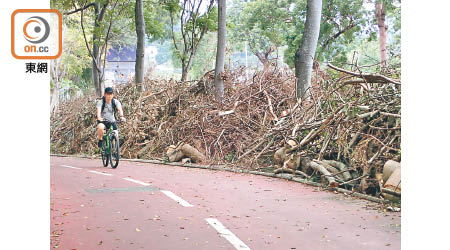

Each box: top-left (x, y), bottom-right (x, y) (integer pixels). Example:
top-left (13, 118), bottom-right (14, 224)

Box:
top-left (110, 135), bottom-right (120, 168)
top-left (101, 141), bottom-right (109, 167)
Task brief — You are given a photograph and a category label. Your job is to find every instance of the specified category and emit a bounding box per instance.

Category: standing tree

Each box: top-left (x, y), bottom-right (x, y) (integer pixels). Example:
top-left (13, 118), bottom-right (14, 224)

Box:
top-left (228, 0), bottom-right (291, 71)
top-left (165, 0), bottom-right (217, 81)
top-left (50, 19), bottom-right (91, 114)
top-left (214, 0), bottom-right (226, 102)
top-left (284, 0), bottom-right (367, 66)
top-left (60, 0), bottom-right (132, 98)
top-left (295, 0), bottom-right (322, 98)
top-left (135, 0), bottom-right (145, 89)
top-left (375, 0), bottom-right (387, 68)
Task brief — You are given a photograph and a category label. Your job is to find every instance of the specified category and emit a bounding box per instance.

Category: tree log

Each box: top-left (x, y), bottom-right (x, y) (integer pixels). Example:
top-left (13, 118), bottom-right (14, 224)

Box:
top-left (383, 160), bottom-right (400, 183)
top-left (181, 144), bottom-right (206, 163)
top-left (167, 145), bottom-right (184, 162)
top-left (321, 160), bottom-right (352, 181)
top-left (308, 161), bottom-right (338, 187)
top-left (313, 160), bottom-right (342, 180)
top-left (384, 167), bottom-right (401, 191)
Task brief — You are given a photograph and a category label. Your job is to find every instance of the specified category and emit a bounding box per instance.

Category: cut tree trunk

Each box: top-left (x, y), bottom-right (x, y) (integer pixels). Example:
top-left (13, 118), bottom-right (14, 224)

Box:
top-left (167, 145), bottom-right (184, 162)
top-left (166, 143), bottom-right (206, 163)
top-left (181, 144), bottom-right (206, 163)
top-left (308, 161), bottom-right (338, 187)
top-left (383, 160), bottom-right (401, 183)
top-left (383, 167), bottom-right (401, 201)
top-left (321, 160), bottom-right (352, 181)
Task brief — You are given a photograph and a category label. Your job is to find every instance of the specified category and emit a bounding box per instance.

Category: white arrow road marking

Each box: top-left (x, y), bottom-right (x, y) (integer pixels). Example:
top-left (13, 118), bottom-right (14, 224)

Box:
top-left (122, 177), bottom-right (151, 186)
top-left (206, 218), bottom-right (251, 250)
top-left (61, 165), bottom-right (82, 170)
top-left (160, 190), bottom-right (194, 207)
top-left (89, 170), bottom-right (112, 176)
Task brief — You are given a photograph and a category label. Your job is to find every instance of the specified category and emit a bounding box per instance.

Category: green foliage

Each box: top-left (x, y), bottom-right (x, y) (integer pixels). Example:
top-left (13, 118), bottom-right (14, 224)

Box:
top-left (170, 32), bottom-right (217, 79)
top-left (108, 17), bottom-right (137, 48)
top-left (225, 152), bottom-right (235, 163)
top-left (165, 0), bottom-right (218, 79)
top-left (52, 0), bottom-right (401, 90)
top-left (154, 40), bottom-right (172, 64)
top-left (162, 0), bottom-right (182, 14)
top-left (143, 1), bottom-right (172, 42)
top-left (228, 0), bottom-right (290, 60)
top-left (284, 0), bottom-right (368, 67)
top-left (188, 32), bottom-right (217, 79)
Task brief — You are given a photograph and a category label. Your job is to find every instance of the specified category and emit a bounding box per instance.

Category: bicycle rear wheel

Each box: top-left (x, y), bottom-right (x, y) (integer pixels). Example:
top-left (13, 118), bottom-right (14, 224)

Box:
top-left (101, 141), bottom-right (109, 167)
top-left (110, 135), bottom-right (120, 168)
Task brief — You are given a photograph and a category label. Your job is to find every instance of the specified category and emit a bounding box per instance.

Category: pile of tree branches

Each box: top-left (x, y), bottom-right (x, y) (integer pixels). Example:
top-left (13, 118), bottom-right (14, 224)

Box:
top-left (51, 63), bottom-right (400, 197)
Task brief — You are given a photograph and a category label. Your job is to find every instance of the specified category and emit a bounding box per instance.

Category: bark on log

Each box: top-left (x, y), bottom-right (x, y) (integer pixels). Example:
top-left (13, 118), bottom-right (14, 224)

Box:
top-left (308, 161), bottom-right (339, 187)
top-left (321, 160), bottom-right (352, 181)
top-left (327, 63), bottom-right (400, 85)
top-left (383, 167), bottom-right (401, 201)
top-left (180, 144), bottom-right (206, 163)
top-left (381, 188), bottom-right (401, 198)
top-left (273, 146), bottom-right (288, 165)
top-left (167, 145), bottom-right (184, 162)
top-left (314, 160), bottom-right (342, 180)
top-left (274, 167), bottom-right (294, 174)
top-left (384, 167), bottom-right (401, 191)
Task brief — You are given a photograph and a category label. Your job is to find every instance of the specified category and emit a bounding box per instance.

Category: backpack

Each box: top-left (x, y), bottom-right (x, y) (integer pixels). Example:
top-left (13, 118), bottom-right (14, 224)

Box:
top-left (101, 96), bottom-right (117, 120)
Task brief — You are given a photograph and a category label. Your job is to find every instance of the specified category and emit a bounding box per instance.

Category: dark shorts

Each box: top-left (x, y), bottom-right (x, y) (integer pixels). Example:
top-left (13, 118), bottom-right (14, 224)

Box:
top-left (97, 120), bottom-right (117, 130)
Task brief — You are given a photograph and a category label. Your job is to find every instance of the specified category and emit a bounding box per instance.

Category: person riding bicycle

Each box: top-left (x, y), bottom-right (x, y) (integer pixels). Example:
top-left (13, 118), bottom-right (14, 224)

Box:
top-left (96, 87), bottom-right (126, 148)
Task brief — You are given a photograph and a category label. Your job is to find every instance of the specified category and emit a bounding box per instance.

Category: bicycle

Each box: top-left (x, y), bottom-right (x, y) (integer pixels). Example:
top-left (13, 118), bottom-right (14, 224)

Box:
top-left (100, 120), bottom-right (120, 168)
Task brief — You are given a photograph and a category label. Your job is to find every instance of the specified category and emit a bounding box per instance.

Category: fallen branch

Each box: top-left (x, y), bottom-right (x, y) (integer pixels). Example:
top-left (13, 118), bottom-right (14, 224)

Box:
top-left (328, 63), bottom-right (401, 85)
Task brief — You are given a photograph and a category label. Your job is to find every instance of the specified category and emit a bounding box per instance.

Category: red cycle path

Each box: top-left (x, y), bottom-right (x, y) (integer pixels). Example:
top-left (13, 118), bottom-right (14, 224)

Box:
top-left (51, 156), bottom-right (400, 249)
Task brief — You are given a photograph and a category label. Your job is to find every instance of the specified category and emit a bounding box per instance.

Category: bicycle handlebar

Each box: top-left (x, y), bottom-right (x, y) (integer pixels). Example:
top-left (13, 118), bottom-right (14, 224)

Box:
top-left (99, 118), bottom-right (123, 124)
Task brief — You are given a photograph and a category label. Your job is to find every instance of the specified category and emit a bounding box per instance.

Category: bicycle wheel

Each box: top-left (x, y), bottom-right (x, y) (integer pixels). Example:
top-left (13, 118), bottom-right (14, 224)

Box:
top-left (110, 135), bottom-right (120, 168)
top-left (101, 140), bottom-right (109, 167)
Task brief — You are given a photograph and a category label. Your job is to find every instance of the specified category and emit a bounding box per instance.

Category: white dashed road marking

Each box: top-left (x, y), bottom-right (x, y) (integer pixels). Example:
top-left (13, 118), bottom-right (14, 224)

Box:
top-left (160, 190), bottom-right (194, 207)
top-left (61, 165), bottom-right (82, 170)
top-left (60, 164), bottom-right (194, 209)
top-left (89, 170), bottom-right (112, 176)
top-left (206, 218), bottom-right (251, 250)
top-left (122, 177), bottom-right (151, 186)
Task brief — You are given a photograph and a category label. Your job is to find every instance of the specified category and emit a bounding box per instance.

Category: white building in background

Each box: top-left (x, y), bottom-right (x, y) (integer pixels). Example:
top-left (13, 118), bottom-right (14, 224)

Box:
top-left (145, 46), bottom-right (157, 66)
top-left (104, 45), bottom-right (158, 85)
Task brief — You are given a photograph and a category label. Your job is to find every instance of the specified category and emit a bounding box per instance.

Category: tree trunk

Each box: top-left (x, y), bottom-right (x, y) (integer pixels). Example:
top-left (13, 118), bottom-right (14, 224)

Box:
top-left (375, 2), bottom-right (387, 68)
top-left (181, 63), bottom-right (188, 82)
top-left (262, 60), bottom-right (270, 72)
top-left (214, 0), bottom-right (226, 103)
top-left (181, 52), bottom-right (195, 82)
top-left (135, 0), bottom-right (145, 90)
top-left (92, 2), bottom-right (102, 98)
top-left (295, 0), bottom-right (322, 99)
top-left (50, 84), bottom-right (60, 114)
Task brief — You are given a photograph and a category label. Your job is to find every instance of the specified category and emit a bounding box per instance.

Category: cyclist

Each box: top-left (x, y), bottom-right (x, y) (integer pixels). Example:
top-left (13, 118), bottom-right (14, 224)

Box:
top-left (96, 87), bottom-right (126, 148)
